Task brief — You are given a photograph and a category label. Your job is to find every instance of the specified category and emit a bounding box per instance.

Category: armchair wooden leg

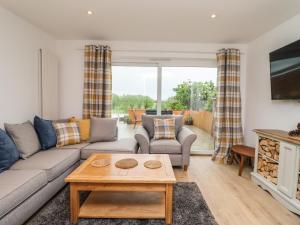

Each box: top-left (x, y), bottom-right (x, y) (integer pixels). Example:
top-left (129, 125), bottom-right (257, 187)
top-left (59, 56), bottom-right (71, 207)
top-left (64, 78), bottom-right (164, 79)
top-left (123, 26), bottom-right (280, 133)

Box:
top-left (183, 165), bottom-right (188, 171)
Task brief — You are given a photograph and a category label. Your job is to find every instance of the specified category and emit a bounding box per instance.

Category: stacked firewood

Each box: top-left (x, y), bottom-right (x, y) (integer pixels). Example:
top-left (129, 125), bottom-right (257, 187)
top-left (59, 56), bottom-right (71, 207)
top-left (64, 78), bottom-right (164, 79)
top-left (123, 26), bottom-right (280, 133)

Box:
top-left (297, 177), bottom-right (300, 200)
top-left (258, 138), bottom-right (280, 161)
top-left (257, 157), bottom-right (278, 184)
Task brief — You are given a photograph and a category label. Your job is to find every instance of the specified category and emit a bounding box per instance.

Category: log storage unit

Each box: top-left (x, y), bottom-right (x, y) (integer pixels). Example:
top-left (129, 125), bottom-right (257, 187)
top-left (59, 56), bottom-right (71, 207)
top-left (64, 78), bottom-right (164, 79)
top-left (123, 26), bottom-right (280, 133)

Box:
top-left (257, 137), bottom-right (280, 185)
top-left (252, 129), bottom-right (300, 215)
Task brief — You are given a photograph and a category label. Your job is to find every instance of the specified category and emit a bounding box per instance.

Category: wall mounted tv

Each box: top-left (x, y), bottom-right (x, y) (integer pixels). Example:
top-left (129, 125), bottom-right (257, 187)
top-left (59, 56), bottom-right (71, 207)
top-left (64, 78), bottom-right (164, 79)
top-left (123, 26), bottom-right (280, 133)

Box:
top-left (269, 39), bottom-right (300, 100)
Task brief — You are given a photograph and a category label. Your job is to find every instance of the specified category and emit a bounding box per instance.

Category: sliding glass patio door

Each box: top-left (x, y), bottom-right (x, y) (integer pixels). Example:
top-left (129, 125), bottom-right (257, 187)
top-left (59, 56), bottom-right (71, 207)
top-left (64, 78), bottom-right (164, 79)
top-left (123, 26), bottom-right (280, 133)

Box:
top-left (161, 67), bottom-right (217, 153)
top-left (112, 65), bottom-right (217, 153)
top-left (112, 66), bottom-right (157, 138)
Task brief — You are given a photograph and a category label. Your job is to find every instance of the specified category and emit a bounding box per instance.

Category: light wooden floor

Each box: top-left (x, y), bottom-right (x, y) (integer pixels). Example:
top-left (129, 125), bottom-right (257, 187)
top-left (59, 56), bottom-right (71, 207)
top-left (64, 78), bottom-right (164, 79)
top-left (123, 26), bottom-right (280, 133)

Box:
top-left (174, 156), bottom-right (300, 225)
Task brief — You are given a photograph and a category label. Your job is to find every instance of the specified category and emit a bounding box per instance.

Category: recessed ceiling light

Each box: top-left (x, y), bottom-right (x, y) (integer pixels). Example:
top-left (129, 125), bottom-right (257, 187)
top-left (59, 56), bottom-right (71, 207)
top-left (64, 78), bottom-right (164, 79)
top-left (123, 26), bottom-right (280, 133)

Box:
top-left (87, 10), bottom-right (93, 15)
top-left (211, 14), bottom-right (216, 19)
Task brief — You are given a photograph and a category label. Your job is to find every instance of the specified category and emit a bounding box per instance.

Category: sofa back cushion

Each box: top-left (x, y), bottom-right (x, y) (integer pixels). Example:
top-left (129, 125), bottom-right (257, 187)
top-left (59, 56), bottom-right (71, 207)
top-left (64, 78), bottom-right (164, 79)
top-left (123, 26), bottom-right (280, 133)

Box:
top-left (68, 117), bottom-right (90, 142)
top-left (89, 117), bottom-right (118, 142)
top-left (142, 115), bottom-right (184, 139)
top-left (0, 129), bottom-right (19, 172)
top-left (4, 121), bottom-right (41, 159)
top-left (52, 122), bottom-right (81, 147)
top-left (34, 116), bottom-right (57, 150)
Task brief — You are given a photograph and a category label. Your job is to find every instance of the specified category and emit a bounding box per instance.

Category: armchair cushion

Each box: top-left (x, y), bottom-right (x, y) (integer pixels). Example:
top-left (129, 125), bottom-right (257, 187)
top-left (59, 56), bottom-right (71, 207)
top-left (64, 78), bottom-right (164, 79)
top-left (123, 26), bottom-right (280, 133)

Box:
top-left (153, 118), bottom-right (176, 140)
top-left (142, 115), bottom-right (183, 139)
top-left (150, 139), bottom-right (181, 154)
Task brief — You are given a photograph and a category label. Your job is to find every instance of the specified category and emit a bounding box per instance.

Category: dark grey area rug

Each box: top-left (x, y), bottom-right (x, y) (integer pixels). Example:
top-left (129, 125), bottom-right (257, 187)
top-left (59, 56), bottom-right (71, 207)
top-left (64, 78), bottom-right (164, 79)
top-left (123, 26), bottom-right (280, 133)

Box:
top-left (25, 182), bottom-right (217, 225)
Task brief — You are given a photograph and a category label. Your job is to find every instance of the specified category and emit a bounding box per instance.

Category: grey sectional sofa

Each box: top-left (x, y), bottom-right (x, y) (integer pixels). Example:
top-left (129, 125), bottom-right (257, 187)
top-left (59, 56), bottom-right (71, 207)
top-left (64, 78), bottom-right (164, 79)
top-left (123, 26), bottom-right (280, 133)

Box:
top-left (0, 138), bottom-right (138, 225)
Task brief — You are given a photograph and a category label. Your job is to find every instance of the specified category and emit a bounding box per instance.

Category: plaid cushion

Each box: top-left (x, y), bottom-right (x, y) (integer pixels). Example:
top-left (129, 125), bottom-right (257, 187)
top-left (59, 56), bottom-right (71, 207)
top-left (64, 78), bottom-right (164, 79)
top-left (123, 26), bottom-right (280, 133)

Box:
top-left (153, 118), bottom-right (176, 140)
top-left (52, 122), bottom-right (80, 147)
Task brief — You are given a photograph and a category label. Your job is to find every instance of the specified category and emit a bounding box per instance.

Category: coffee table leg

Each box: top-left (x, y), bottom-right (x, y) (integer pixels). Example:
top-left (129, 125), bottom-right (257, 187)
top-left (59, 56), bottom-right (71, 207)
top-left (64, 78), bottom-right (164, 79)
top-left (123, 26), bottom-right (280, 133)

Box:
top-left (70, 184), bottom-right (79, 224)
top-left (165, 184), bottom-right (173, 224)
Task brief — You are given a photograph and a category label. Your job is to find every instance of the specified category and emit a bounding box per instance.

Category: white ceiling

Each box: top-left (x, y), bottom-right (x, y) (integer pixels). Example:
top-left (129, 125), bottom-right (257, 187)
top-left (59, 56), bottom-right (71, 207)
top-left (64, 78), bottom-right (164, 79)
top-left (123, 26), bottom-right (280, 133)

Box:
top-left (1, 0), bottom-right (300, 43)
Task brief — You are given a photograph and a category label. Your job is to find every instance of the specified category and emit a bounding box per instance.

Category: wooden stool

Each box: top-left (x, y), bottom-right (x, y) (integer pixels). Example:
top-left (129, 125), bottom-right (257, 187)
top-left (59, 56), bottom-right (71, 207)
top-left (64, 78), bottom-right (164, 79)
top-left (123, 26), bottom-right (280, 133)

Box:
top-left (231, 145), bottom-right (255, 176)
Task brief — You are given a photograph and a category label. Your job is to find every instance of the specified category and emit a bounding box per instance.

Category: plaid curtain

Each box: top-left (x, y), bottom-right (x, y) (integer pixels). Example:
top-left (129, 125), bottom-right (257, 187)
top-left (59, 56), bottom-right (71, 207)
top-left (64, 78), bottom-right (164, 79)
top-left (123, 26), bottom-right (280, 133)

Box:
top-left (212, 48), bottom-right (243, 163)
top-left (83, 45), bottom-right (112, 119)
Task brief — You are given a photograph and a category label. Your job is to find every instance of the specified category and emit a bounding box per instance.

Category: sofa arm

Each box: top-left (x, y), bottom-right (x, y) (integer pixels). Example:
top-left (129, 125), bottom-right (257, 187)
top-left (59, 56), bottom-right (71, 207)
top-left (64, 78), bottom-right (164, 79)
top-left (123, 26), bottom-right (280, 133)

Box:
top-left (177, 127), bottom-right (197, 166)
top-left (134, 127), bottom-right (150, 154)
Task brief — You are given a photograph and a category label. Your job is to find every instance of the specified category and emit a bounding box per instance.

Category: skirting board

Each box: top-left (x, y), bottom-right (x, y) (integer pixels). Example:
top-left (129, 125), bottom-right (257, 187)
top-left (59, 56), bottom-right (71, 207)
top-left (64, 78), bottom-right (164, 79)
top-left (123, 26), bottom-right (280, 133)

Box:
top-left (191, 149), bottom-right (213, 155)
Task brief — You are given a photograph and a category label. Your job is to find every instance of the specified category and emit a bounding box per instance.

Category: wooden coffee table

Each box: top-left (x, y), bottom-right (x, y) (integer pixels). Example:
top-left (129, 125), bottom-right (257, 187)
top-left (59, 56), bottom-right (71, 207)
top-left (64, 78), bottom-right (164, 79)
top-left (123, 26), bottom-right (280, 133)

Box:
top-left (65, 154), bottom-right (176, 224)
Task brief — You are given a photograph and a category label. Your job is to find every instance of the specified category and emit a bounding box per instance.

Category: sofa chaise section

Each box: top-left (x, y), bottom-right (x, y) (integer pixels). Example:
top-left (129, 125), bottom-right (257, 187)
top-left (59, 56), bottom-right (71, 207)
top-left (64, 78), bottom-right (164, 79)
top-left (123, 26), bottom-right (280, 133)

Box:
top-left (0, 170), bottom-right (47, 219)
top-left (0, 164), bottom-right (78, 225)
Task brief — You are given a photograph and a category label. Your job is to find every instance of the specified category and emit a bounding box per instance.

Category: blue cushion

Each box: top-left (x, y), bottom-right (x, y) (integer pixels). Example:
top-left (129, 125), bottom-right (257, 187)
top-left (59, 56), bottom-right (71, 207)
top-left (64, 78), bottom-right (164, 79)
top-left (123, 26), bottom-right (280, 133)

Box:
top-left (0, 129), bottom-right (19, 172)
top-left (34, 116), bottom-right (57, 150)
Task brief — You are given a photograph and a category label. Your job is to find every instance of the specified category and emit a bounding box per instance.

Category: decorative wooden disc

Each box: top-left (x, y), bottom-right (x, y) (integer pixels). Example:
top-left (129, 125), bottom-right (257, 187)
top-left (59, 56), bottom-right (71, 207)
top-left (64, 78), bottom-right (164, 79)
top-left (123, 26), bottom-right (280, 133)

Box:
top-left (144, 160), bottom-right (162, 169)
top-left (91, 159), bottom-right (111, 168)
top-left (115, 158), bottom-right (138, 169)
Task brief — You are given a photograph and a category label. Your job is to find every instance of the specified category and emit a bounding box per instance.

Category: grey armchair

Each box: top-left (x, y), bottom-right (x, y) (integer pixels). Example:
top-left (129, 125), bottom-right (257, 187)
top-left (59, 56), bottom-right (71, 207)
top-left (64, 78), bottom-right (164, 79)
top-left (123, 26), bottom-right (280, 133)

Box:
top-left (135, 115), bottom-right (197, 170)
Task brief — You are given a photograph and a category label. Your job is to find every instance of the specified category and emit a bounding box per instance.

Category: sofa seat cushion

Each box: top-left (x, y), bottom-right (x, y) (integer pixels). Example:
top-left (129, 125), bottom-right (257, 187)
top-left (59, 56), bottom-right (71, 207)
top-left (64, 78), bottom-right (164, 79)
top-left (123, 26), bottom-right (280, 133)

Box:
top-left (150, 139), bottom-right (181, 154)
top-left (57, 143), bottom-right (90, 150)
top-left (81, 138), bottom-right (138, 160)
top-left (0, 169), bottom-right (47, 218)
top-left (10, 149), bottom-right (80, 181)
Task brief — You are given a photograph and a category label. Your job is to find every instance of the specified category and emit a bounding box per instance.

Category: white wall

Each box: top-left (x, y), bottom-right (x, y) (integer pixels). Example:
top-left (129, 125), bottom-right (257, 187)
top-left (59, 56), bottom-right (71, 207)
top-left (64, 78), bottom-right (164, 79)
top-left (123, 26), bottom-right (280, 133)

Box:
top-left (244, 13), bottom-right (300, 146)
top-left (56, 40), bottom-right (247, 120)
top-left (0, 3), bottom-right (248, 128)
top-left (0, 6), bottom-right (55, 127)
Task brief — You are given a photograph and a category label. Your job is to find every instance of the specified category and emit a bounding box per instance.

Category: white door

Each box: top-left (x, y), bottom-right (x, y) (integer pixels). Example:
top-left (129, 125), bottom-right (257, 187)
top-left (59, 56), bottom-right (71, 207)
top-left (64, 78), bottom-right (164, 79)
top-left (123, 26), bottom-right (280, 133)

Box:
top-left (278, 141), bottom-right (297, 198)
top-left (40, 50), bottom-right (59, 119)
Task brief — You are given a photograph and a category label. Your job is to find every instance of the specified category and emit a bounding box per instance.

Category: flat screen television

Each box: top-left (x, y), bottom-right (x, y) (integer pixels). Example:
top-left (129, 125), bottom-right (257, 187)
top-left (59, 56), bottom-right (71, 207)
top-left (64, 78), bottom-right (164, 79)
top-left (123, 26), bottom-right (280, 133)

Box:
top-left (269, 39), bottom-right (300, 100)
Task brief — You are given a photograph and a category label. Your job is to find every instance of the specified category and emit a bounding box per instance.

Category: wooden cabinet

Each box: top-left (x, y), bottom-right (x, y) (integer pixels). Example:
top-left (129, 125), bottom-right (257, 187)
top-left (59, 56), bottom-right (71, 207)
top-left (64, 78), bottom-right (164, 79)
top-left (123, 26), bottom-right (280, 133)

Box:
top-left (252, 129), bottom-right (300, 215)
